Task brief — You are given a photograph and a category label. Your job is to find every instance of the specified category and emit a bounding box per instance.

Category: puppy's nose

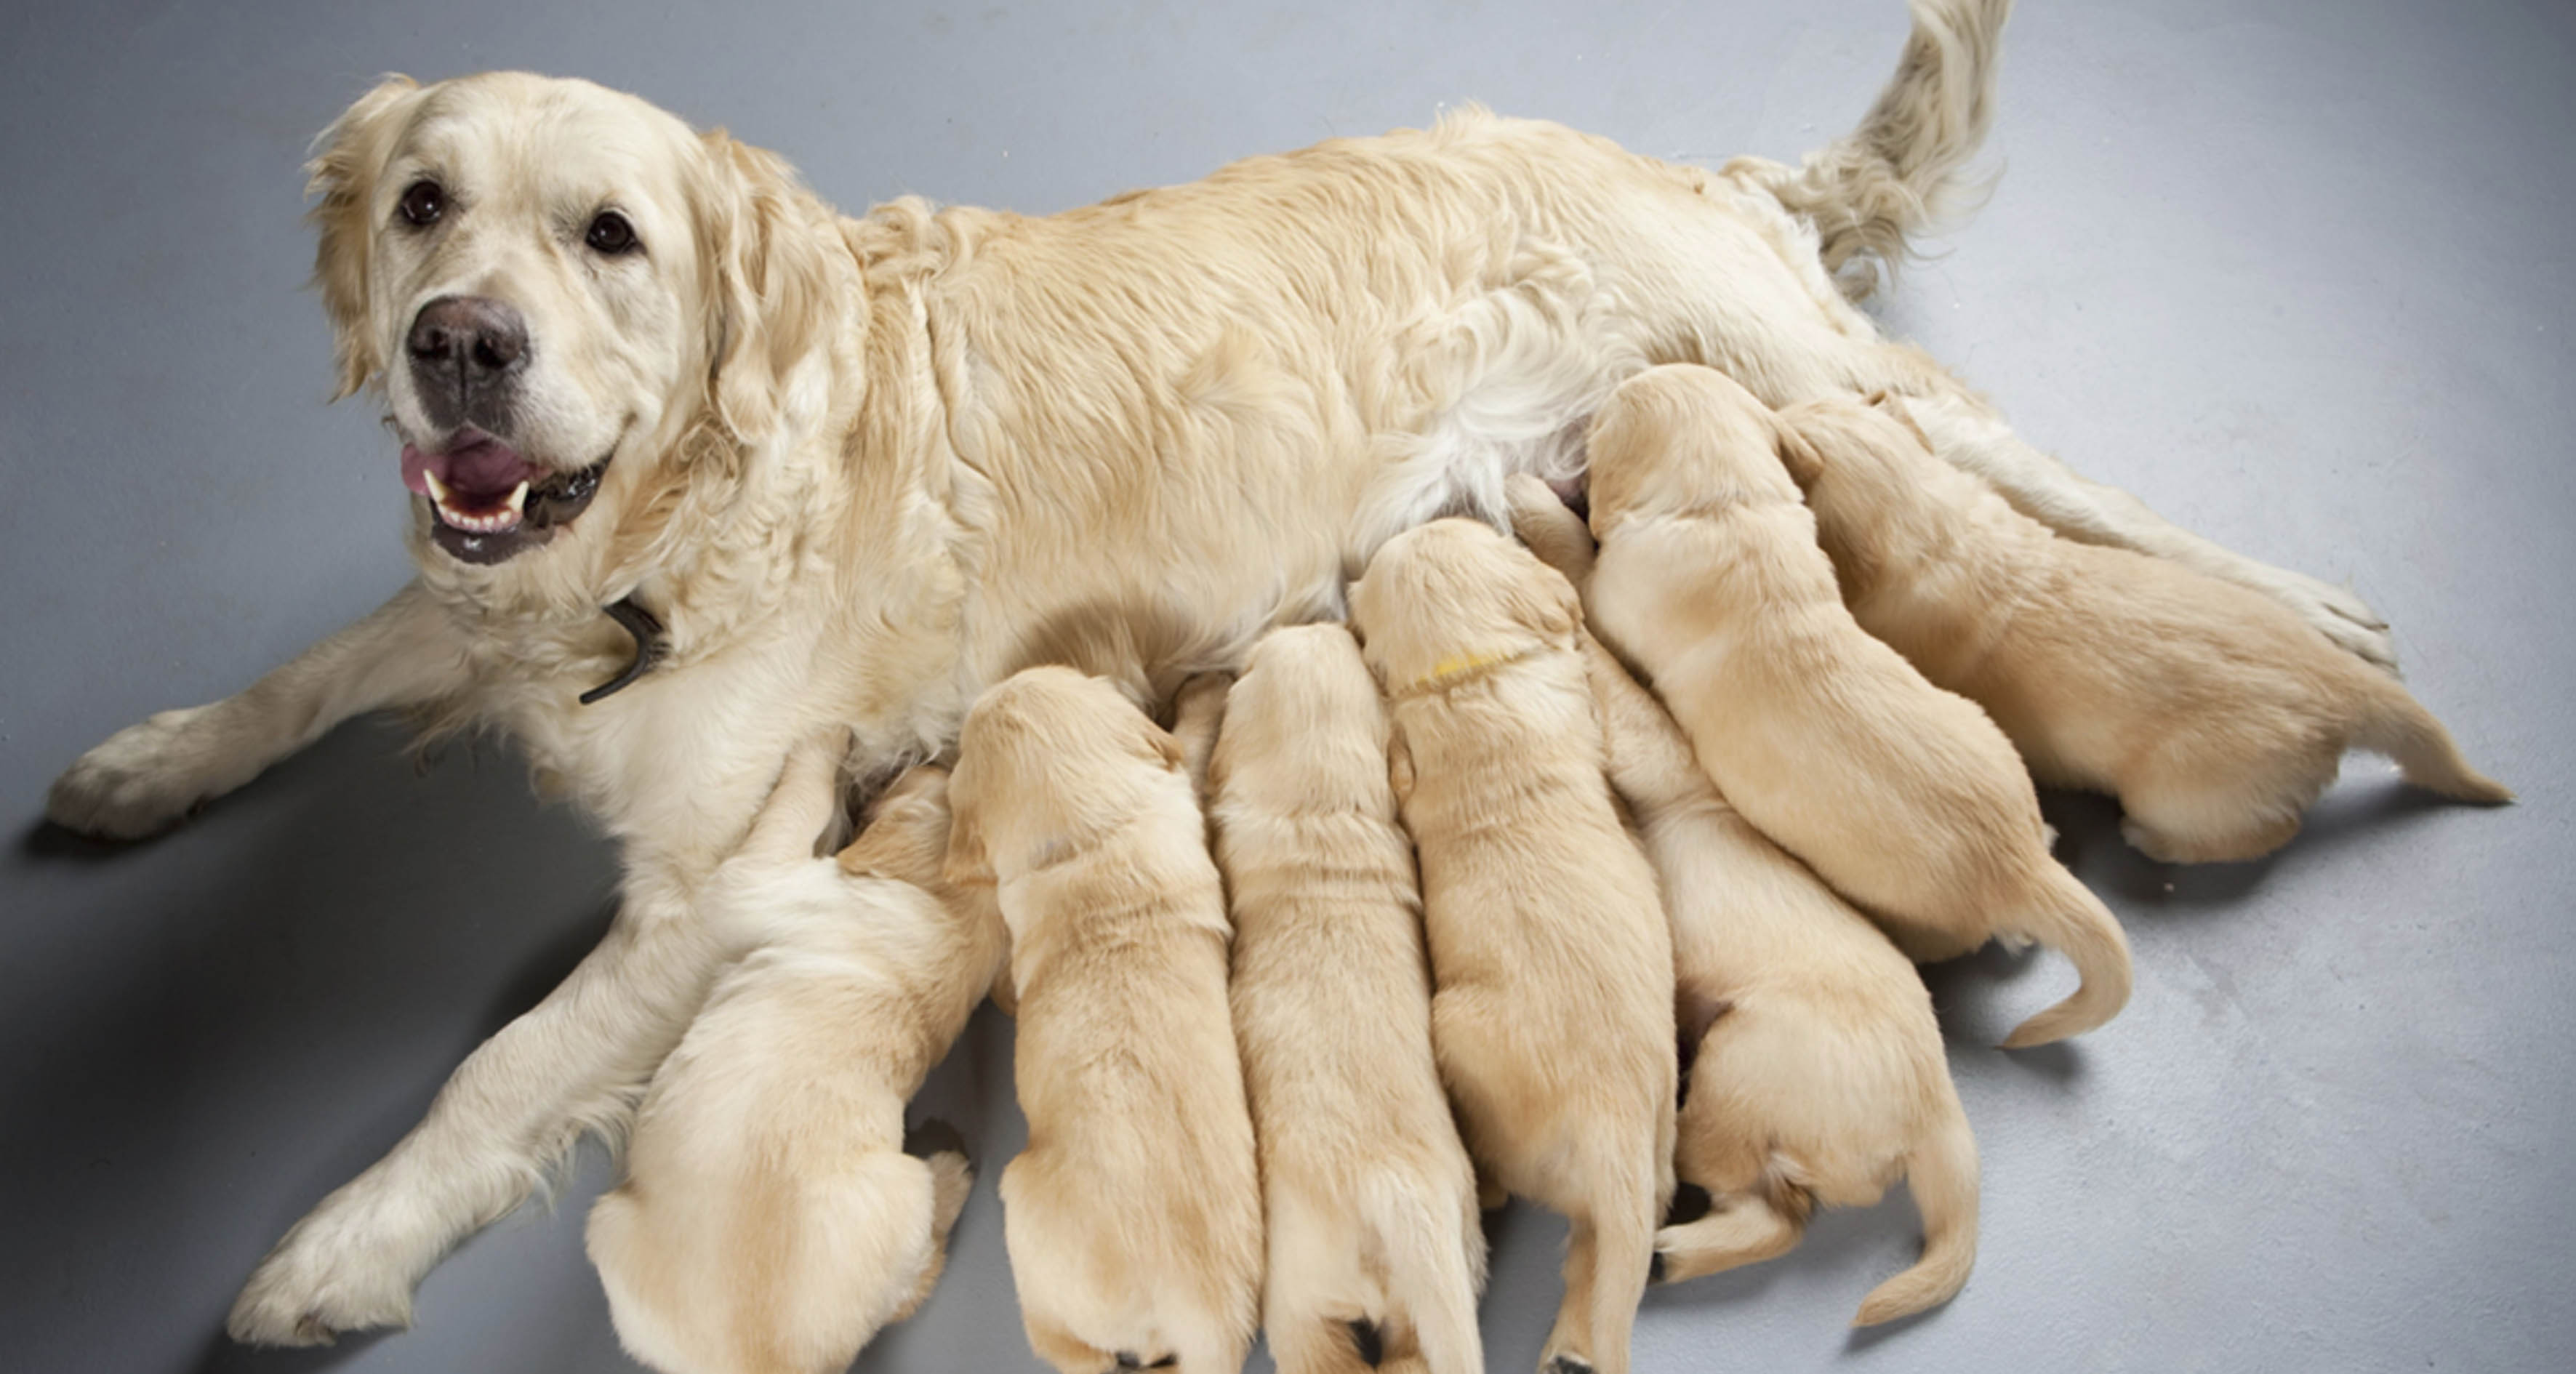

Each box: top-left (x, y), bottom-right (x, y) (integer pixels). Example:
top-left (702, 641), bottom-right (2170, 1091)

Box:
top-left (406, 295), bottom-right (528, 382)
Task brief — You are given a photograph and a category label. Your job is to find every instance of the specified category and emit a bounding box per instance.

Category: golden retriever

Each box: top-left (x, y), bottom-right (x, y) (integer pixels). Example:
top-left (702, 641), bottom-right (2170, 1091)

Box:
top-left (1206, 624), bottom-right (1486, 1374)
top-left (1509, 481), bottom-right (1978, 1325)
top-left (1773, 395), bottom-right (2511, 862)
top-left (944, 667), bottom-right (1261, 1374)
top-left (1581, 365), bottom-right (2131, 1047)
top-left (39, 0), bottom-right (2409, 1342)
top-left (585, 748), bottom-right (1005, 1374)
top-left (1351, 519), bottom-right (1674, 1374)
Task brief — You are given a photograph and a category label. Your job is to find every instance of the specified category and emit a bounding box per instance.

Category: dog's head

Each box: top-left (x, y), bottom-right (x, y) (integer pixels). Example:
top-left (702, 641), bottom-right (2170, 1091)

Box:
top-left (1347, 518), bottom-right (1582, 697)
top-left (1210, 623), bottom-right (1393, 818)
top-left (943, 667), bottom-right (1187, 887)
top-left (306, 72), bottom-right (836, 581)
top-left (1584, 363), bottom-right (1800, 533)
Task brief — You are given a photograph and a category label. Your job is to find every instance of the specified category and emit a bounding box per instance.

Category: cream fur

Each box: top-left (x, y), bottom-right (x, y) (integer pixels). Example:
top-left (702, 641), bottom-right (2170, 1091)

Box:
top-left (585, 752), bottom-right (1004, 1374)
top-left (946, 667), bottom-right (1261, 1374)
top-left (1509, 480), bottom-right (1978, 1327)
top-left (39, 0), bottom-right (2398, 1342)
top-left (1581, 366), bottom-right (2130, 1048)
top-left (1351, 520), bottom-right (1674, 1374)
top-left (1776, 395), bottom-right (2511, 863)
top-left (1207, 625), bottom-right (1486, 1374)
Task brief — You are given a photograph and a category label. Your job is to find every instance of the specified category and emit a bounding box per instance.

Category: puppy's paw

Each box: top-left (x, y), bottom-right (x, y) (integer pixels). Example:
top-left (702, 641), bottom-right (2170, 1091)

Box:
top-left (225, 1184), bottom-right (435, 1347)
top-left (47, 704), bottom-right (258, 839)
top-left (2260, 569), bottom-right (2398, 675)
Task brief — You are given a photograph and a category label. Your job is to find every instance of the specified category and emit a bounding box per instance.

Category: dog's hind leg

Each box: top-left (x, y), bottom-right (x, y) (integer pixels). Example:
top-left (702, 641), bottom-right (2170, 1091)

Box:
top-left (1884, 390), bottom-right (2397, 672)
top-left (886, 1145), bottom-right (976, 1324)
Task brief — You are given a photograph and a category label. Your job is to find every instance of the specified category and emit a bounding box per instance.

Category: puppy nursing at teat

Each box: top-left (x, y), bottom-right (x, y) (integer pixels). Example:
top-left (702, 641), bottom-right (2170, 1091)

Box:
top-left (1510, 480), bottom-right (1980, 1326)
top-left (945, 667), bottom-right (1262, 1374)
top-left (1205, 625), bottom-right (1487, 1374)
top-left (586, 750), bottom-right (1005, 1374)
top-left (1351, 519), bottom-right (1675, 1374)
top-left (1774, 394), bottom-right (2511, 863)
top-left (1581, 365), bottom-right (2131, 1048)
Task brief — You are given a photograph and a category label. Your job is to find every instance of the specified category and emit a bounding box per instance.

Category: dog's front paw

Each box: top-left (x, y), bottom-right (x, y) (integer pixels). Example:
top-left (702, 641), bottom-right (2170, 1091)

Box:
top-left (47, 704), bottom-right (257, 839)
top-left (226, 1189), bottom-right (430, 1347)
top-left (2265, 569), bottom-right (2398, 675)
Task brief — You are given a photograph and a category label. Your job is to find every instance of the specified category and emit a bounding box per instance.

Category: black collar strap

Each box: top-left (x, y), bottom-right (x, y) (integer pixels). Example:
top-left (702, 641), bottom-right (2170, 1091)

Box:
top-left (579, 596), bottom-right (667, 705)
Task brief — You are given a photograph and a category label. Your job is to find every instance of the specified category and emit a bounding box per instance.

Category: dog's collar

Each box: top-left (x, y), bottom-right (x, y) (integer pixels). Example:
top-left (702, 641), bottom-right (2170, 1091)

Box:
top-left (579, 596), bottom-right (667, 705)
top-left (1387, 645), bottom-right (1541, 699)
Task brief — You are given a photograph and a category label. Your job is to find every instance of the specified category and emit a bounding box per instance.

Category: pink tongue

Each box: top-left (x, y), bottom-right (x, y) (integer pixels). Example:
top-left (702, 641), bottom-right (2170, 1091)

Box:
top-left (400, 438), bottom-right (540, 501)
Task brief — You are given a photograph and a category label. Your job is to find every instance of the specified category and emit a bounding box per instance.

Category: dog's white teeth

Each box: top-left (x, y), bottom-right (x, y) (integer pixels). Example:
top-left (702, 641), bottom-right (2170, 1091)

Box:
top-left (422, 473), bottom-right (529, 534)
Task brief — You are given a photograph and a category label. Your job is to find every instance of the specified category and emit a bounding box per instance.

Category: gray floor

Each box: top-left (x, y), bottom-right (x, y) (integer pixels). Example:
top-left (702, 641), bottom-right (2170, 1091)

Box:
top-left (4, 1), bottom-right (2572, 1370)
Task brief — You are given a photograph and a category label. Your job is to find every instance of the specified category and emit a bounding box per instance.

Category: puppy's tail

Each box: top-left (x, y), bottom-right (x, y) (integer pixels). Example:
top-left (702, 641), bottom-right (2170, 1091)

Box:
top-left (1752, 0), bottom-right (2015, 300)
top-left (1853, 1098), bottom-right (1980, 1325)
top-left (2355, 675), bottom-right (2513, 805)
top-left (1360, 1166), bottom-right (1488, 1374)
top-left (1998, 867), bottom-right (2133, 1048)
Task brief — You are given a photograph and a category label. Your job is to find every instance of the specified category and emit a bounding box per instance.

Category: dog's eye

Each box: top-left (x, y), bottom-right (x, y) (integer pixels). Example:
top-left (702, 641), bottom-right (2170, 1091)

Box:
top-left (397, 179), bottom-right (445, 228)
top-left (585, 211), bottom-right (640, 256)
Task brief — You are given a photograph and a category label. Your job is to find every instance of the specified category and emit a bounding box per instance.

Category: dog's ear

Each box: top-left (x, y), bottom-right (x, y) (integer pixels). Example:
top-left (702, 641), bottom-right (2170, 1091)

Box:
top-left (699, 132), bottom-right (837, 443)
top-left (1770, 412), bottom-right (1827, 490)
top-left (305, 75), bottom-right (420, 401)
top-left (1387, 728), bottom-right (1416, 807)
top-left (939, 763), bottom-right (997, 891)
top-left (987, 957), bottom-right (1021, 1018)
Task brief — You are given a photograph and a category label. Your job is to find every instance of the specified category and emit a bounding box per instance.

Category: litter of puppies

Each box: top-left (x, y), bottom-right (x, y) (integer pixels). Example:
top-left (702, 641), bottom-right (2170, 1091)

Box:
top-left (591, 363), bottom-right (2507, 1374)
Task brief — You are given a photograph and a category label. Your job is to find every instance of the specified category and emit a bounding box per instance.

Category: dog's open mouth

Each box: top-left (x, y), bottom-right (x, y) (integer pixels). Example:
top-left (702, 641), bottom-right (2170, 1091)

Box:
top-left (400, 430), bottom-right (610, 565)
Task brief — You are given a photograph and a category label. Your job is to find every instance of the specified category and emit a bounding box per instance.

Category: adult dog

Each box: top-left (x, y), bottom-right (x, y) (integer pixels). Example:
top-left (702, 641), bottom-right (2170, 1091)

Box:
top-left (42, 0), bottom-right (2389, 1346)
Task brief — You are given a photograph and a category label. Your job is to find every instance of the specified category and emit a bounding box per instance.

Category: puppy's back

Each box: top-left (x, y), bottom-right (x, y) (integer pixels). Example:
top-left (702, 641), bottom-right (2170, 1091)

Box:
top-left (1212, 623), bottom-right (1485, 1374)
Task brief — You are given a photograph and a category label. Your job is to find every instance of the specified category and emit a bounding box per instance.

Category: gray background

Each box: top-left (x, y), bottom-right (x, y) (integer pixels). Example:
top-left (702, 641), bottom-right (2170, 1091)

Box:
top-left (3, 1), bottom-right (2570, 1370)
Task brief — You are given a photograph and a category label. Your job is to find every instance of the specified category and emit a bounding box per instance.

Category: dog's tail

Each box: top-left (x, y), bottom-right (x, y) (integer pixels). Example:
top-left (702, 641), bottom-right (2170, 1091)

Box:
top-left (1853, 1097), bottom-right (1980, 1325)
top-left (2354, 674), bottom-right (2514, 805)
top-left (1758, 0), bottom-right (2016, 300)
top-left (1359, 1166), bottom-right (1488, 1374)
top-left (1998, 866), bottom-right (2134, 1048)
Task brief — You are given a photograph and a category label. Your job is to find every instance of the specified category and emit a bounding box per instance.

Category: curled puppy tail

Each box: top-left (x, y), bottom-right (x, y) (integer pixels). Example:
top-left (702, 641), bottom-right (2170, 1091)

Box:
top-left (1998, 867), bottom-right (2134, 1048)
top-left (1854, 1099), bottom-right (1981, 1325)
top-left (1752, 0), bottom-right (2016, 299)
top-left (2355, 675), bottom-right (2513, 805)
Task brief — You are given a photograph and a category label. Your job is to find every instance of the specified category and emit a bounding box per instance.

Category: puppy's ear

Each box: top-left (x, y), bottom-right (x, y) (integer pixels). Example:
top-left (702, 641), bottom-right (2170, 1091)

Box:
top-left (699, 132), bottom-right (838, 443)
top-left (1149, 721), bottom-right (1189, 774)
top-left (940, 786), bottom-right (995, 891)
top-left (988, 957), bottom-right (1021, 1018)
top-left (305, 75), bottom-right (420, 401)
top-left (1770, 414), bottom-right (1827, 490)
top-left (1387, 729), bottom-right (1416, 807)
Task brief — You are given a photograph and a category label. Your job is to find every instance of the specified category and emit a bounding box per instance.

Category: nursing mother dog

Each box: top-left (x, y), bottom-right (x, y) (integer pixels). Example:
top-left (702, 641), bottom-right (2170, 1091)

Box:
top-left (43, 0), bottom-right (2398, 1348)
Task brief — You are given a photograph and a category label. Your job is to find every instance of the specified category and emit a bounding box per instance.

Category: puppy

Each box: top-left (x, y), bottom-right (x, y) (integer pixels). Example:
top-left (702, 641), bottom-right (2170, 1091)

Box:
top-left (1581, 365), bottom-right (2131, 1047)
top-left (1350, 518), bottom-right (1675, 1374)
top-left (945, 667), bottom-right (1262, 1374)
top-left (586, 747), bottom-right (1006, 1374)
top-left (1206, 625), bottom-right (1487, 1374)
top-left (1510, 480), bottom-right (1978, 1325)
top-left (1773, 395), bottom-right (2511, 862)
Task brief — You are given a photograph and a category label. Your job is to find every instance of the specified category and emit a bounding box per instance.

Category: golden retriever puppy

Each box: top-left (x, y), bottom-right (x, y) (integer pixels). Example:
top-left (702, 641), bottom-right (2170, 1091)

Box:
top-left (585, 746), bottom-right (1005, 1374)
top-left (1582, 365), bottom-right (2131, 1048)
top-left (1509, 481), bottom-right (1978, 1325)
top-left (1206, 625), bottom-right (1486, 1374)
top-left (1771, 395), bottom-right (2511, 863)
top-left (1349, 519), bottom-right (1674, 1374)
top-left (945, 667), bottom-right (1261, 1374)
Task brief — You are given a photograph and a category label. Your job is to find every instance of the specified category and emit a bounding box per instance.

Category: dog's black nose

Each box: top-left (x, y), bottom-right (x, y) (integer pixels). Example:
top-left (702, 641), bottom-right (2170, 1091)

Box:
top-left (406, 296), bottom-right (528, 382)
